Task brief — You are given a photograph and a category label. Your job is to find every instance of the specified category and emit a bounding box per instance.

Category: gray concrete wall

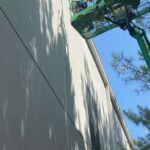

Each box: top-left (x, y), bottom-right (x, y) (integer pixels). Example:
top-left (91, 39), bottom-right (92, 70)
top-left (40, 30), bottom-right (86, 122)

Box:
top-left (0, 0), bottom-right (132, 149)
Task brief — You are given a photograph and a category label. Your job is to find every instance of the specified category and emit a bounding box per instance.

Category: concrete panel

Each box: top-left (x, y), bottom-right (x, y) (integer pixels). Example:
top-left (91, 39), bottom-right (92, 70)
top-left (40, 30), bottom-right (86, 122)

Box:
top-left (66, 116), bottom-right (87, 150)
top-left (0, 0), bottom-right (133, 149)
top-left (0, 0), bottom-right (68, 105)
top-left (0, 11), bottom-right (73, 150)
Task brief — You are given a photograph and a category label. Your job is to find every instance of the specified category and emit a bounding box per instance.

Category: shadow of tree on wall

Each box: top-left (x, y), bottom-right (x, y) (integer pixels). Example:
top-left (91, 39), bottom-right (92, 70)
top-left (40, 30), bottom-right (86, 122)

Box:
top-left (81, 58), bottom-right (129, 150)
top-left (0, 0), bottom-right (130, 149)
top-left (86, 87), bottom-right (101, 150)
top-left (0, 0), bottom-right (86, 150)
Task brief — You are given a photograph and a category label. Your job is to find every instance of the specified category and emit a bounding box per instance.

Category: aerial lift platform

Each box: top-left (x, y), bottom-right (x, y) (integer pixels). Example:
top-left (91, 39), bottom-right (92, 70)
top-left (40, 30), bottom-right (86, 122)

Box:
top-left (70, 0), bottom-right (150, 69)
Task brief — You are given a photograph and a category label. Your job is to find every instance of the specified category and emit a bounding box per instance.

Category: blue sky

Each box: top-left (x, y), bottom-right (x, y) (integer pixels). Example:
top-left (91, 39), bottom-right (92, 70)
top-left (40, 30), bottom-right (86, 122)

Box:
top-left (94, 27), bottom-right (150, 140)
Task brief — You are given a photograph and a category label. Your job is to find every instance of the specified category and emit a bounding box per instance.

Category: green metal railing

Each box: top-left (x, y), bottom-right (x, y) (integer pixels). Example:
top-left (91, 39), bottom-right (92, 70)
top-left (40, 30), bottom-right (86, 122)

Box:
top-left (70, 0), bottom-right (150, 69)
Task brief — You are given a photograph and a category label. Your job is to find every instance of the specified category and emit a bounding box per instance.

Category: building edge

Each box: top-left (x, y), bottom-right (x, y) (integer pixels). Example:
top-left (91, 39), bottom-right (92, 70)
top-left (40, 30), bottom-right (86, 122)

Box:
top-left (86, 39), bottom-right (134, 150)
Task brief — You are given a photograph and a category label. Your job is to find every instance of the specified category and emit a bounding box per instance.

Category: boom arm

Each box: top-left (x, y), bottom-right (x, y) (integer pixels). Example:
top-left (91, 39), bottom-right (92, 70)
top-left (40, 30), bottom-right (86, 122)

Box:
top-left (128, 26), bottom-right (150, 69)
top-left (70, 0), bottom-right (150, 69)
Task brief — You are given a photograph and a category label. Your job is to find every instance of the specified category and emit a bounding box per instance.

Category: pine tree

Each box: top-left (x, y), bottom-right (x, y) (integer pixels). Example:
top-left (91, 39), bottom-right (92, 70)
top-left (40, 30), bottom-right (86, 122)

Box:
top-left (124, 106), bottom-right (150, 150)
top-left (111, 51), bottom-right (150, 149)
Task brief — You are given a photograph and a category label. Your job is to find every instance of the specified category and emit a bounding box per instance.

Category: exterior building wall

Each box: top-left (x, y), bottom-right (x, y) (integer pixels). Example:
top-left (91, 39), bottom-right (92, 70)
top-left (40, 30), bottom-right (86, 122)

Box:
top-left (0, 0), bottom-right (133, 149)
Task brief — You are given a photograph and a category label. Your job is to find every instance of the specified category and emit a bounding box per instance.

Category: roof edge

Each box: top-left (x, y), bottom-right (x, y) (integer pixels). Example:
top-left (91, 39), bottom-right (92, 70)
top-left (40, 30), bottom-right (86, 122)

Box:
top-left (86, 39), bottom-right (134, 150)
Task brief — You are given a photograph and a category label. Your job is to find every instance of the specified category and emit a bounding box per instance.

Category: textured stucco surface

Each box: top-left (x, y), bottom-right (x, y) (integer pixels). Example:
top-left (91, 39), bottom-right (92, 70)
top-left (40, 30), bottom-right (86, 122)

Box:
top-left (0, 0), bottom-right (132, 149)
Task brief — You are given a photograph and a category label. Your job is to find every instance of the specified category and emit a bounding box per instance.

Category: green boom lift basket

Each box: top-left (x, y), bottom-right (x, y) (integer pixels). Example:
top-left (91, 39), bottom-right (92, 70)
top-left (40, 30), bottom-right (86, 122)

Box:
top-left (70, 0), bottom-right (150, 39)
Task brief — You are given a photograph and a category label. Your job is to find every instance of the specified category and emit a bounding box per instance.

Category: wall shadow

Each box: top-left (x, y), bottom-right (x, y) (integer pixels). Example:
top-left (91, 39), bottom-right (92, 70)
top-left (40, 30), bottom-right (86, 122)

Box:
top-left (0, 0), bottom-right (86, 150)
top-left (0, 0), bottom-right (131, 150)
top-left (81, 57), bottom-right (129, 150)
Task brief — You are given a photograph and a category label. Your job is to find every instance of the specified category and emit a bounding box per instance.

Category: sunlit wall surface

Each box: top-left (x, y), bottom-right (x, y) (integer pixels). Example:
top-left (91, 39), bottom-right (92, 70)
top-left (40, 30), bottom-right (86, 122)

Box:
top-left (0, 0), bottom-right (133, 149)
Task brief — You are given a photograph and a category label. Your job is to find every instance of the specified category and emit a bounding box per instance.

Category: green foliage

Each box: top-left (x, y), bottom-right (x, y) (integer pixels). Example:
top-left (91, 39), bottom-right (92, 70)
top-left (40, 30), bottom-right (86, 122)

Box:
top-left (135, 0), bottom-right (150, 32)
top-left (111, 51), bottom-right (150, 149)
top-left (124, 106), bottom-right (150, 150)
top-left (111, 52), bottom-right (150, 93)
top-left (111, 52), bottom-right (150, 149)
top-left (135, 14), bottom-right (150, 32)
top-left (124, 106), bottom-right (150, 129)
